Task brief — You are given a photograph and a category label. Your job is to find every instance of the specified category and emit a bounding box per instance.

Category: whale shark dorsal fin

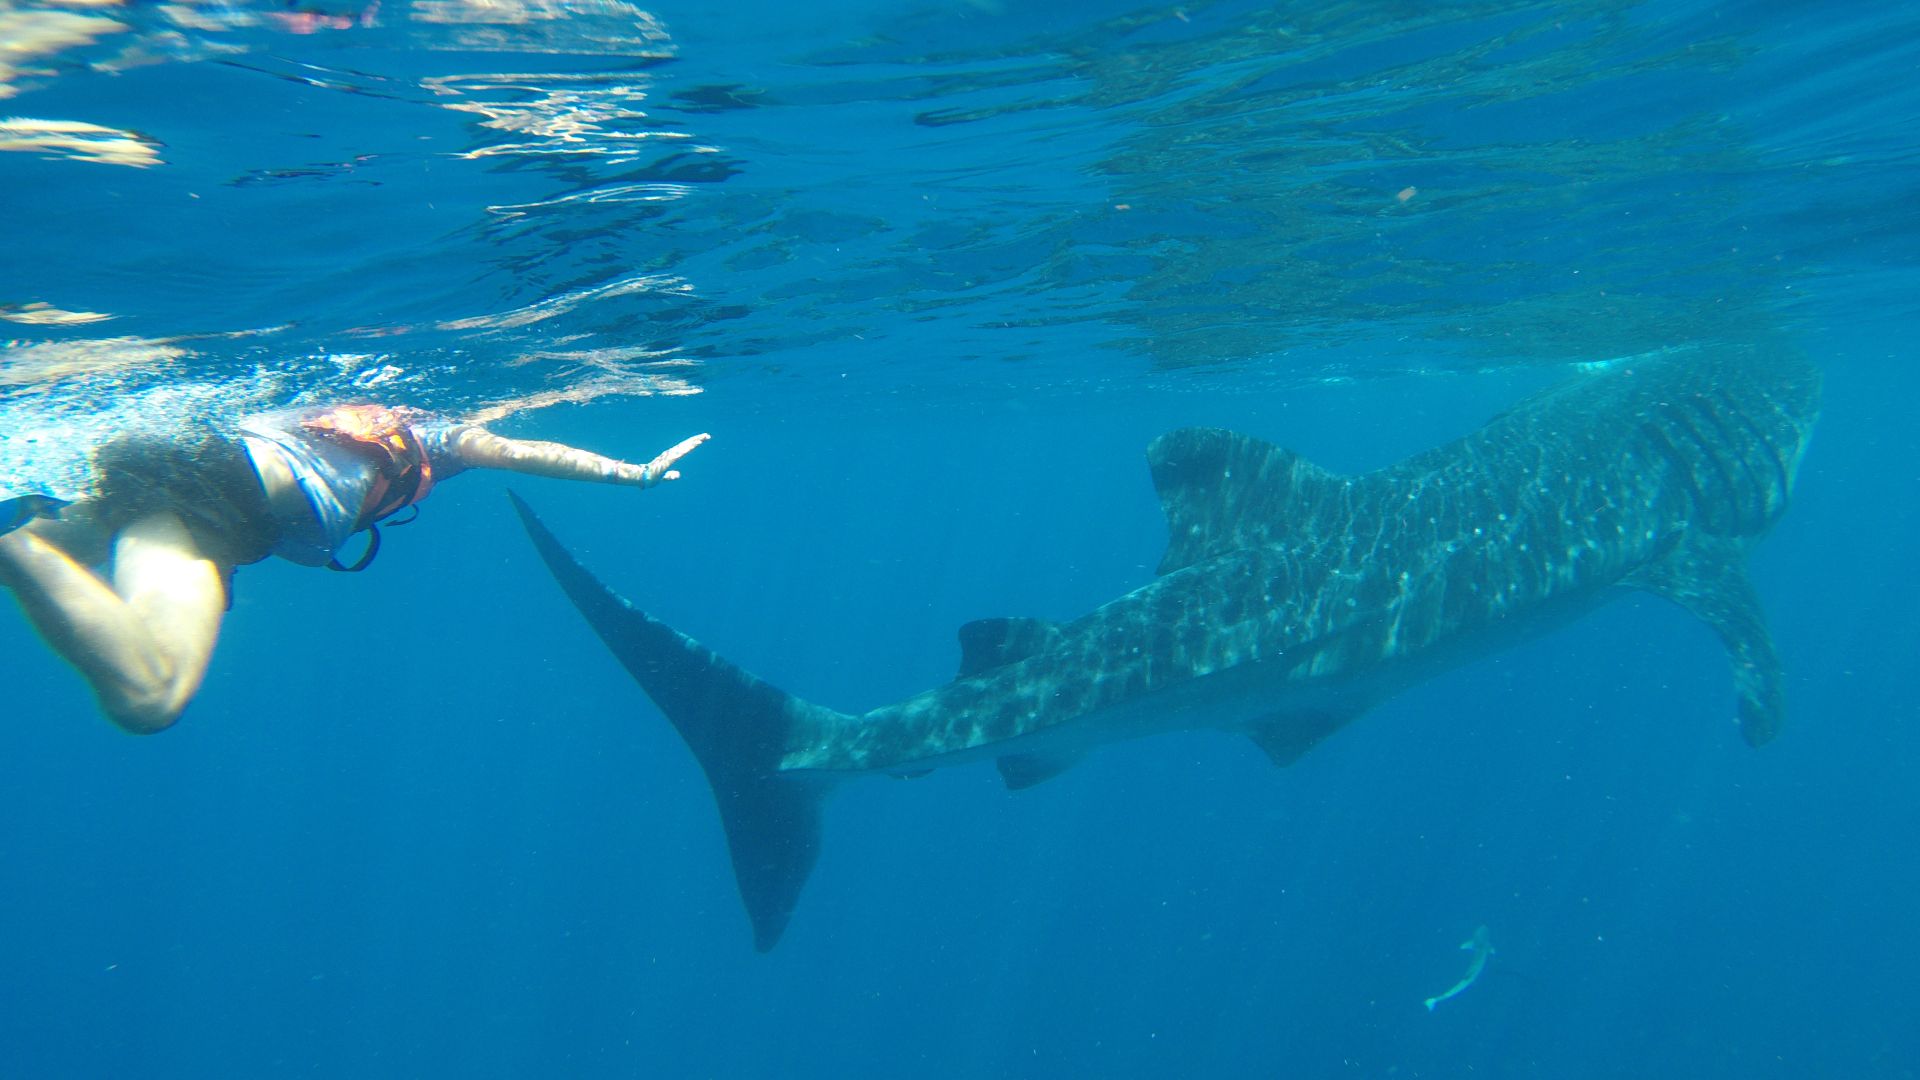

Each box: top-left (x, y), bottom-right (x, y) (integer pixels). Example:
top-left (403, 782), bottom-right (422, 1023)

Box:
top-left (1625, 534), bottom-right (1785, 746)
top-left (957, 617), bottom-right (1065, 679)
top-left (1147, 427), bottom-right (1351, 574)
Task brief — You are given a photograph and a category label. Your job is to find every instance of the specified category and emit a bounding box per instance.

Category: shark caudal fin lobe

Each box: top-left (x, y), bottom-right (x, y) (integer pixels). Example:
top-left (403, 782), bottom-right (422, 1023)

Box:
top-left (956, 617), bottom-right (1085, 790)
top-left (510, 492), bottom-right (837, 951)
top-left (1145, 427), bottom-right (1352, 575)
top-left (1627, 536), bottom-right (1786, 747)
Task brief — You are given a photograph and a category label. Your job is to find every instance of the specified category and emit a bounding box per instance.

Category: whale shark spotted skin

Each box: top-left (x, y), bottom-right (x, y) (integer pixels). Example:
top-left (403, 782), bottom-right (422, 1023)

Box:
top-left (513, 349), bottom-right (1820, 950)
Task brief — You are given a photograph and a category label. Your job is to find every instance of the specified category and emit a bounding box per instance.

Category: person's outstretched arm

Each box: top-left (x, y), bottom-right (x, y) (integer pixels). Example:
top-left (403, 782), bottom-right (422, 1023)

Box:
top-left (448, 427), bottom-right (709, 487)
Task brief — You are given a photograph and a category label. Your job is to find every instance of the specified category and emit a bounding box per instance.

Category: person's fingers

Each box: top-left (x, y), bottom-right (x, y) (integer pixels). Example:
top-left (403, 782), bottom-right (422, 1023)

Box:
top-left (644, 432), bottom-right (710, 482)
top-left (659, 432), bottom-right (710, 465)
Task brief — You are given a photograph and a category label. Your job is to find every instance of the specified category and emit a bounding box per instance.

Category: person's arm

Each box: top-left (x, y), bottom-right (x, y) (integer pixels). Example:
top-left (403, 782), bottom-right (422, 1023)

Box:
top-left (446, 426), bottom-right (709, 487)
top-left (0, 512), bottom-right (225, 733)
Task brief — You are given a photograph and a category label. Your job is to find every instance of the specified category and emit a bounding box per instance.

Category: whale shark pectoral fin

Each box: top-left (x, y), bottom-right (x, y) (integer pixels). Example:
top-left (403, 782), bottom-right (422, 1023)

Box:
top-left (1626, 536), bottom-right (1785, 747)
top-left (1247, 707), bottom-right (1366, 768)
top-left (1146, 427), bottom-right (1351, 574)
top-left (957, 617), bottom-right (1066, 679)
top-left (995, 750), bottom-right (1083, 790)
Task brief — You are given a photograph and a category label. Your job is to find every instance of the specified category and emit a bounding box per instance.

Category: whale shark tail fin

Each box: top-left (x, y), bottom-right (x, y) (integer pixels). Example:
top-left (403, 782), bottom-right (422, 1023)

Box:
top-left (510, 492), bottom-right (840, 952)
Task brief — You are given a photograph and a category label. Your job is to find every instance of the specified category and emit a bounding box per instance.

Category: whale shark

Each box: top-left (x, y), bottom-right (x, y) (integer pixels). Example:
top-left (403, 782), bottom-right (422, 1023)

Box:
top-left (512, 348), bottom-right (1820, 951)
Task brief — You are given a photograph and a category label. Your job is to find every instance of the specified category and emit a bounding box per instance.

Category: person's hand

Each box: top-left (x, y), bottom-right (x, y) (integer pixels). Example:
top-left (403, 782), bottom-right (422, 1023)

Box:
top-left (639, 432), bottom-right (710, 485)
top-left (451, 424), bottom-right (711, 487)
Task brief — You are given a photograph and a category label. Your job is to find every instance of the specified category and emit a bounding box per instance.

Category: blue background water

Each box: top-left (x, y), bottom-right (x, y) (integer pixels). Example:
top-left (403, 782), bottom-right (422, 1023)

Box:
top-left (2, 1), bottom-right (1916, 1076)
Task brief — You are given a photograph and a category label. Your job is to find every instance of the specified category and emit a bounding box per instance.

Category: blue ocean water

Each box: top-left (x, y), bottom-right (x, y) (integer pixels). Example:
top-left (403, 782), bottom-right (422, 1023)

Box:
top-left (2, 1), bottom-right (1916, 1076)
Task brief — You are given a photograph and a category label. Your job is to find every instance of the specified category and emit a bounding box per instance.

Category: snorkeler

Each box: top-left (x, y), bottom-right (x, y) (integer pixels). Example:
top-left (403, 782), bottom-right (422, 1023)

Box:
top-left (0, 404), bottom-right (706, 733)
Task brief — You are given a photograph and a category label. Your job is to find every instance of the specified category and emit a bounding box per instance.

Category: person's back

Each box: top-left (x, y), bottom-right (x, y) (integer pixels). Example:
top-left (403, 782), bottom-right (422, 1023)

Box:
top-left (0, 407), bottom-right (706, 732)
